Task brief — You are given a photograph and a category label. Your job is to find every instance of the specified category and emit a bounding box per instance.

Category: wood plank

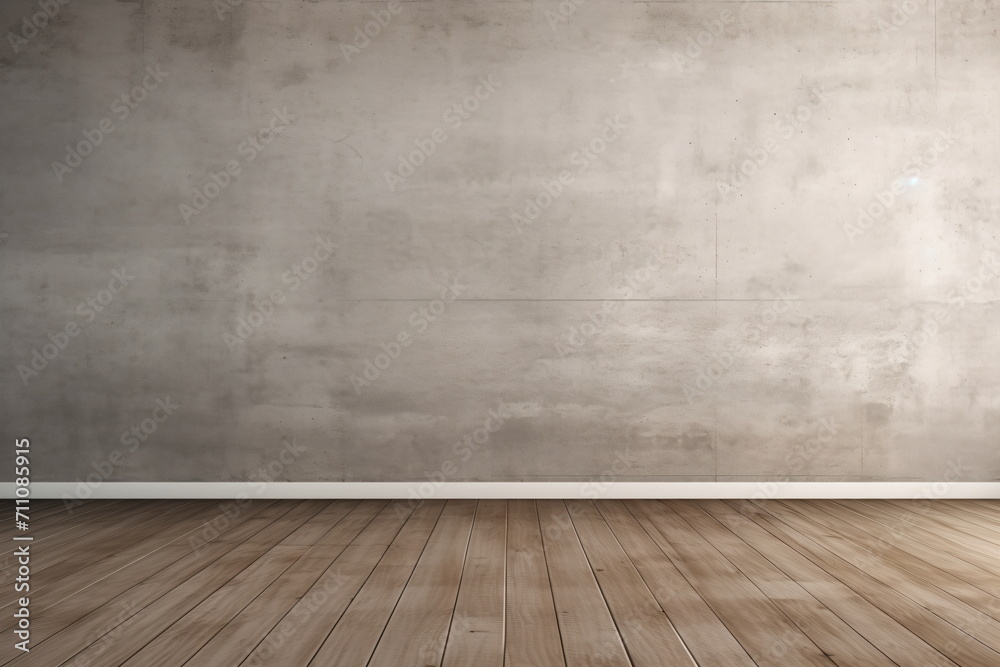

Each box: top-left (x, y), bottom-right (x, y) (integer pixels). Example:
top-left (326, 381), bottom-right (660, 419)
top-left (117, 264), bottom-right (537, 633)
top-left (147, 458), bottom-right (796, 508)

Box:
top-left (568, 500), bottom-right (695, 666)
top-left (120, 545), bottom-right (308, 667)
top-left (0, 498), bottom-right (81, 527)
top-left (667, 500), bottom-right (893, 666)
top-left (443, 499), bottom-right (507, 667)
top-left (839, 501), bottom-right (1000, 582)
top-left (193, 545), bottom-right (362, 667)
top-left (503, 500), bottom-right (565, 667)
top-left (883, 499), bottom-right (1000, 546)
top-left (926, 501), bottom-right (1000, 537)
top-left (307, 500), bottom-right (446, 666)
top-left (58, 501), bottom-right (331, 667)
top-left (277, 500), bottom-right (359, 545)
top-left (0, 500), bottom-right (152, 549)
top-left (938, 500), bottom-right (1000, 528)
top-left (0, 501), bottom-right (136, 584)
top-left (3, 498), bottom-right (997, 665)
top-left (596, 500), bottom-right (755, 666)
top-left (1, 501), bottom-right (283, 667)
top-left (23, 501), bottom-right (243, 607)
top-left (953, 499), bottom-right (1000, 519)
top-left (366, 499), bottom-right (477, 667)
top-left (0, 501), bottom-right (213, 638)
top-left (767, 502), bottom-right (1000, 652)
top-left (161, 501), bottom-right (397, 666)
top-left (0, 500), bottom-right (122, 542)
top-left (232, 500), bottom-right (410, 667)
top-left (28, 501), bottom-right (206, 571)
top-left (743, 500), bottom-right (1000, 665)
top-left (314, 499), bottom-right (391, 546)
top-left (695, 500), bottom-right (957, 667)
top-left (820, 500), bottom-right (998, 585)
top-left (0, 500), bottom-right (190, 589)
top-left (343, 500), bottom-right (414, 548)
top-left (537, 499), bottom-right (630, 667)
top-left (803, 500), bottom-right (1000, 622)
top-left (629, 500), bottom-right (836, 667)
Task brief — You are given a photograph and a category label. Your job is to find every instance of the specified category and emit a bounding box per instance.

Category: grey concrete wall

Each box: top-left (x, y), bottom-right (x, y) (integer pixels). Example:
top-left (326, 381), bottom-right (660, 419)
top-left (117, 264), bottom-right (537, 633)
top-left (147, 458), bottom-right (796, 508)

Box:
top-left (2, 0), bottom-right (998, 484)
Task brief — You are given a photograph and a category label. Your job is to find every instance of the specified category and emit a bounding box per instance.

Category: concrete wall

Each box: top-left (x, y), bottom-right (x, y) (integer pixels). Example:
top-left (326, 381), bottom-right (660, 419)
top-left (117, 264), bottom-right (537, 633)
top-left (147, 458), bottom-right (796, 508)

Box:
top-left (2, 0), bottom-right (998, 485)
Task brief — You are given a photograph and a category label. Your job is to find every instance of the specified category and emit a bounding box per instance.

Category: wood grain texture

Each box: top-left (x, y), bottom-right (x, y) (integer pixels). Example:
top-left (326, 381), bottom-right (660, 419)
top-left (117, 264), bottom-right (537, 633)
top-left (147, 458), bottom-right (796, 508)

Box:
top-left (309, 500), bottom-right (446, 666)
top-left (669, 500), bottom-right (892, 666)
top-left (595, 500), bottom-right (755, 667)
top-left (6, 499), bottom-right (998, 667)
top-left (567, 500), bottom-right (694, 667)
top-left (443, 499), bottom-right (507, 667)
top-left (631, 499), bottom-right (837, 667)
top-left (706, 500), bottom-right (956, 667)
top-left (367, 499), bottom-right (477, 667)
top-left (734, 500), bottom-right (1000, 665)
top-left (537, 499), bottom-right (631, 667)
top-left (503, 500), bottom-right (565, 667)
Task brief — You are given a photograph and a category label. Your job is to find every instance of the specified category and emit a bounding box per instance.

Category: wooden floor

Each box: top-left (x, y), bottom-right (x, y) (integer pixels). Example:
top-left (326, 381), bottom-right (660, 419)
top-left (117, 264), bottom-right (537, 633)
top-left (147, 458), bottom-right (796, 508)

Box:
top-left (2, 499), bottom-right (999, 666)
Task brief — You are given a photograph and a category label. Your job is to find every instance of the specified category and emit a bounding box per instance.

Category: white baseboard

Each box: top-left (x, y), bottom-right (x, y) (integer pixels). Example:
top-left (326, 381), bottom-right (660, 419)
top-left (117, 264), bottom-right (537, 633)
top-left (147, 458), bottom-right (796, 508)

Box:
top-left (4, 481), bottom-right (999, 500)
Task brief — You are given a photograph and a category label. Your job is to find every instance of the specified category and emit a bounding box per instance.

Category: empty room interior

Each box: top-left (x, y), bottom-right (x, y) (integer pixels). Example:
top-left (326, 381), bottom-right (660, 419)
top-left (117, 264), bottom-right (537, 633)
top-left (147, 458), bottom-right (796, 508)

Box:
top-left (2, 0), bottom-right (1000, 665)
